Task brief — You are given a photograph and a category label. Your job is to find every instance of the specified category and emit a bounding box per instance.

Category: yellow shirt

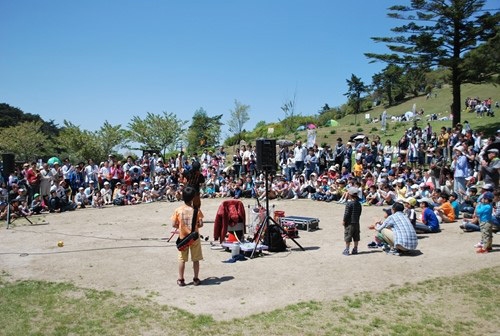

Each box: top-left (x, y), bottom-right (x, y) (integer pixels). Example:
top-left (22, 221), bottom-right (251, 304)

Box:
top-left (171, 204), bottom-right (204, 239)
top-left (353, 162), bottom-right (363, 177)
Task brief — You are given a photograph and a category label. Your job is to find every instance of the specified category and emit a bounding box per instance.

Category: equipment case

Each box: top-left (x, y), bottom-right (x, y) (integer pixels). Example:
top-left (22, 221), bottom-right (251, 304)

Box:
top-left (280, 216), bottom-right (319, 231)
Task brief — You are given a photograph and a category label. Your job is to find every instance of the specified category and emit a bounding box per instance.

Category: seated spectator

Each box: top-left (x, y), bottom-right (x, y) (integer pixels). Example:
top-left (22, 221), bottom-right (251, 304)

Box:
top-left (403, 197), bottom-right (417, 227)
top-left (415, 198), bottom-right (440, 233)
top-left (101, 181), bottom-right (113, 205)
top-left (374, 202), bottom-right (419, 255)
top-left (92, 190), bottom-right (104, 208)
top-left (365, 185), bottom-right (380, 205)
top-left (74, 187), bottom-right (89, 208)
top-left (30, 193), bottom-right (47, 214)
top-left (367, 207), bottom-right (392, 248)
top-left (449, 192), bottom-right (460, 219)
top-left (378, 184), bottom-right (397, 206)
top-left (434, 193), bottom-right (455, 223)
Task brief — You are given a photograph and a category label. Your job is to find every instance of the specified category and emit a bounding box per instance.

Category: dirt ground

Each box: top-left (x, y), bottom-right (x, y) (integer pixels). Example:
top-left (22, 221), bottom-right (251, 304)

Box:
top-left (1, 198), bottom-right (499, 321)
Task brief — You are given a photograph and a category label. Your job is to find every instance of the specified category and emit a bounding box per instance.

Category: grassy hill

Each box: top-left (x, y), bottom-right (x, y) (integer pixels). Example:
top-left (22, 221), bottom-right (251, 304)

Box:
top-left (273, 82), bottom-right (499, 147)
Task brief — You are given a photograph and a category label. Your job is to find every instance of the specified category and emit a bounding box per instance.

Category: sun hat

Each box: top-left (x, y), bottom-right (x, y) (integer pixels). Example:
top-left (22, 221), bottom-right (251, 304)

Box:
top-left (482, 184), bottom-right (494, 191)
top-left (403, 197), bottom-right (417, 207)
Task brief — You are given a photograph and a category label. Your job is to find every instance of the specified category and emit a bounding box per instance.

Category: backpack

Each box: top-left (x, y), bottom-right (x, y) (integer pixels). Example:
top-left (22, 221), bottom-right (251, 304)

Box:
top-left (264, 225), bottom-right (287, 252)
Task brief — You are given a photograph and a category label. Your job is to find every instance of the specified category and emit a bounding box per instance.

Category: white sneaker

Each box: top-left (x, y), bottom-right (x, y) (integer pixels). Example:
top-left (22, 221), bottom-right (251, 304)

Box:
top-left (474, 242), bottom-right (483, 248)
top-left (292, 195), bottom-right (298, 200)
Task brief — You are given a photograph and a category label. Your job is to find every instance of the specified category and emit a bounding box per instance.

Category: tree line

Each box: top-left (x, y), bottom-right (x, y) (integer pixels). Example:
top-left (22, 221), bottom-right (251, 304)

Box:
top-left (1, 1), bottom-right (498, 162)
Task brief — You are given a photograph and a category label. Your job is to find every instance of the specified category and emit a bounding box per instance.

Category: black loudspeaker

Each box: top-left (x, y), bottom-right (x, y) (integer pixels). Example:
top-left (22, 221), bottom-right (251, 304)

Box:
top-left (256, 139), bottom-right (276, 171)
top-left (2, 153), bottom-right (15, 178)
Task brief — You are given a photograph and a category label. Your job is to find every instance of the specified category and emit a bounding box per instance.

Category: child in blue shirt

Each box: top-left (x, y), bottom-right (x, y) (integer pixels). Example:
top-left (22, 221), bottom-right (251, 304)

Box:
top-left (475, 192), bottom-right (494, 253)
top-left (449, 192), bottom-right (460, 219)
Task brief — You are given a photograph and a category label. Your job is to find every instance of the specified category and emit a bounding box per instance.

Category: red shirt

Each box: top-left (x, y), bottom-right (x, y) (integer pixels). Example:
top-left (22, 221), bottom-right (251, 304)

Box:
top-left (26, 168), bottom-right (39, 185)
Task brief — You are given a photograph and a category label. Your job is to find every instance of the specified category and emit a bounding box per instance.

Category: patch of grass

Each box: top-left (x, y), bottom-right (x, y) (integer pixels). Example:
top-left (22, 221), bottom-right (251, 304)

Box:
top-left (1, 267), bottom-right (499, 335)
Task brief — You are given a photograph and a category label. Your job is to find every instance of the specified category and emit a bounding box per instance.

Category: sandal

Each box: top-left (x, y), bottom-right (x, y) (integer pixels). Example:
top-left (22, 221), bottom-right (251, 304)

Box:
top-left (177, 279), bottom-right (186, 287)
top-left (193, 277), bottom-right (201, 286)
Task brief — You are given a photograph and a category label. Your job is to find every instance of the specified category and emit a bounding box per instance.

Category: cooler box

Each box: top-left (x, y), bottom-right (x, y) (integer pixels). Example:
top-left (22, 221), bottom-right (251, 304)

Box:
top-left (280, 216), bottom-right (319, 231)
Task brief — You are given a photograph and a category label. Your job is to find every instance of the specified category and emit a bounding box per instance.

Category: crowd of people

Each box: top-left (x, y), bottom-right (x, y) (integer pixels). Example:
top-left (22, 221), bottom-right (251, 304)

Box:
top-left (1, 119), bottom-right (499, 254)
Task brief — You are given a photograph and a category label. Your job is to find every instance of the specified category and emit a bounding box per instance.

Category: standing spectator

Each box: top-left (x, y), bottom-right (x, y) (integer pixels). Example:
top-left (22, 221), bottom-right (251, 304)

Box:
top-left (475, 192), bottom-right (494, 253)
top-left (479, 148), bottom-right (500, 188)
top-left (39, 163), bottom-right (52, 198)
top-left (453, 146), bottom-right (468, 202)
top-left (61, 158), bottom-right (74, 185)
top-left (333, 138), bottom-right (345, 168)
top-left (84, 159), bottom-right (99, 187)
top-left (438, 127), bottom-right (449, 161)
top-left (304, 148), bottom-right (318, 180)
top-left (98, 161), bottom-right (110, 188)
top-left (293, 140), bottom-right (307, 174)
top-left (342, 187), bottom-right (362, 256)
top-left (26, 162), bottom-right (40, 202)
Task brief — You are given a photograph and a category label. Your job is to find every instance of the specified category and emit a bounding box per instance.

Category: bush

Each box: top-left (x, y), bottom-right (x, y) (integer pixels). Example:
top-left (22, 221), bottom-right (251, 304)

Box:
top-left (371, 127), bottom-right (378, 132)
top-left (357, 127), bottom-right (364, 132)
top-left (330, 130), bottom-right (336, 134)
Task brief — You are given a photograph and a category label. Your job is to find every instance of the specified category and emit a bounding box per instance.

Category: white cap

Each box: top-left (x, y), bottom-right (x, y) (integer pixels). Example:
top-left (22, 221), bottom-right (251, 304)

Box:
top-left (50, 186), bottom-right (57, 192)
top-left (104, 181), bottom-right (110, 185)
top-left (348, 187), bottom-right (359, 195)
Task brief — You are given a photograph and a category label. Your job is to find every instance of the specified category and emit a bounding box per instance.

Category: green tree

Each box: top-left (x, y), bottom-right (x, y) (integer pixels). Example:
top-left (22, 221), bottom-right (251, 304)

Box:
top-left (344, 74), bottom-right (369, 124)
top-left (461, 25), bottom-right (500, 83)
top-left (365, 0), bottom-right (499, 126)
top-left (97, 121), bottom-right (127, 157)
top-left (57, 121), bottom-right (104, 163)
top-left (0, 103), bottom-right (60, 139)
top-left (372, 64), bottom-right (405, 106)
top-left (0, 121), bottom-right (54, 162)
top-left (185, 108), bottom-right (223, 154)
top-left (126, 111), bottom-right (187, 157)
top-left (226, 100), bottom-right (250, 145)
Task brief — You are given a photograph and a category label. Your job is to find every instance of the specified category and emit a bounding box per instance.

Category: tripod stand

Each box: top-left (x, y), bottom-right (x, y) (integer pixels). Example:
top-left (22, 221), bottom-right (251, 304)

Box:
top-left (250, 170), bottom-right (304, 258)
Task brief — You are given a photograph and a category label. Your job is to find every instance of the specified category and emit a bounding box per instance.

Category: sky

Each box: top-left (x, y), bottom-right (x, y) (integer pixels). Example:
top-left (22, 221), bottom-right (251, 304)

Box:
top-left (1, 1), bottom-right (495, 138)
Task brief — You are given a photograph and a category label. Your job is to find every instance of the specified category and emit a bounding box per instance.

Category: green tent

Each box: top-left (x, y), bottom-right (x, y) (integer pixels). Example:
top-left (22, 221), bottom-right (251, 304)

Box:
top-left (325, 119), bottom-right (339, 127)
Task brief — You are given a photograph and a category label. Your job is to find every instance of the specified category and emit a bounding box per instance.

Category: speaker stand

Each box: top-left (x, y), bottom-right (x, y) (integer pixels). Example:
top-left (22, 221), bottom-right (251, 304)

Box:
top-left (250, 170), bottom-right (304, 258)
